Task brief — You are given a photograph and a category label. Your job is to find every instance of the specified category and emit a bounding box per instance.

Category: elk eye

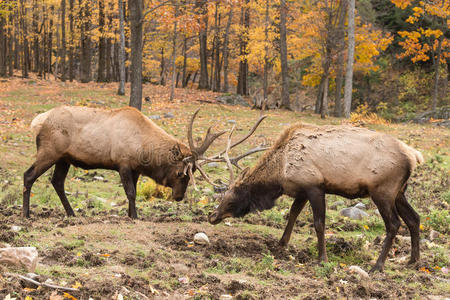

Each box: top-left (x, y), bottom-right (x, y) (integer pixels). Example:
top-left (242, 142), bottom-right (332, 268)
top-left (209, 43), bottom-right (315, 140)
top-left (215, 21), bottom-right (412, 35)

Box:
top-left (176, 171), bottom-right (184, 178)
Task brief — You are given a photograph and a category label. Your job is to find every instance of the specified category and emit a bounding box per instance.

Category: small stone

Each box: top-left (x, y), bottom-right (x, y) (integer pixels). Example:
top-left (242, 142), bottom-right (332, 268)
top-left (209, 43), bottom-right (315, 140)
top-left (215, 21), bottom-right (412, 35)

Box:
top-left (93, 176), bottom-right (106, 182)
top-left (148, 115), bottom-right (161, 120)
top-left (220, 295), bottom-right (233, 300)
top-left (330, 200), bottom-right (345, 210)
top-left (178, 277), bottom-right (189, 284)
top-left (340, 207), bottom-right (369, 220)
top-left (163, 112), bottom-right (174, 118)
top-left (227, 119), bottom-right (237, 124)
top-left (354, 202), bottom-right (366, 210)
top-left (348, 265), bottom-right (369, 279)
top-left (10, 226), bottom-right (22, 232)
top-left (206, 162), bottom-right (219, 168)
top-left (429, 230), bottom-right (440, 241)
top-left (0, 247), bottom-right (38, 272)
top-left (194, 232), bottom-right (210, 245)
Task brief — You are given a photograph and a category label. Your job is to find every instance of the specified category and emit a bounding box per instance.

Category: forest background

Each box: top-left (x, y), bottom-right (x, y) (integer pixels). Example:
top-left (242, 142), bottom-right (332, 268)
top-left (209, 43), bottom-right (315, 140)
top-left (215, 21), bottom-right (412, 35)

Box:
top-left (0, 0), bottom-right (448, 119)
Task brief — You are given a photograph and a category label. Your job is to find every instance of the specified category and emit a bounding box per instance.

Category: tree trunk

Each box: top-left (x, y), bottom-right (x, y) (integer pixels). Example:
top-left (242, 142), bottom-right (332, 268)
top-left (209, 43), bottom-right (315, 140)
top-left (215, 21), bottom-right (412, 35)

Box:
top-left (48, 6), bottom-right (54, 77)
top-left (97, 0), bottom-right (106, 82)
top-left (169, 2), bottom-right (178, 102)
top-left (213, 2), bottom-right (221, 92)
top-left (160, 47), bottom-right (165, 85)
top-left (60, 0), bottom-right (66, 81)
top-left (128, 0), bottom-right (143, 110)
top-left (79, 0), bottom-right (92, 83)
top-left (237, 2), bottom-right (249, 96)
top-left (343, 0), bottom-right (355, 118)
top-left (118, 0), bottom-right (126, 94)
top-left (334, 0), bottom-right (347, 117)
top-left (68, 0), bottom-right (74, 81)
top-left (279, 0), bottom-right (290, 109)
top-left (20, 0), bottom-right (29, 78)
top-left (321, 74), bottom-right (329, 119)
top-left (263, 0), bottom-right (269, 102)
top-left (0, 16), bottom-right (6, 77)
top-left (222, 6), bottom-right (233, 93)
top-left (432, 36), bottom-right (443, 112)
top-left (197, 0), bottom-right (209, 90)
top-left (315, 76), bottom-right (324, 114)
top-left (182, 36), bottom-right (188, 88)
top-left (32, 0), bottom-right (39, 73)
top-left (8, 9), bottom-right (13, 77)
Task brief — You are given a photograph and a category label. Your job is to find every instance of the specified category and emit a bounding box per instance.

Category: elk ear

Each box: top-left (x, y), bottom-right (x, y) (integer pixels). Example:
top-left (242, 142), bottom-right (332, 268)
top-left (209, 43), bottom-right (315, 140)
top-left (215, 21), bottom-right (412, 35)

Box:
top-left (169, 144), bottom-right (183, 161)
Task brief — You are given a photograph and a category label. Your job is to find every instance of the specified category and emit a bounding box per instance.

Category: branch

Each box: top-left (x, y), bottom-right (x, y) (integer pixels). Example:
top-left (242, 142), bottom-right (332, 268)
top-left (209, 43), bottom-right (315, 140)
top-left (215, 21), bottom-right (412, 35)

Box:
top-left (5, 273), bottom-right (80, 293)
top-left (140, 0), bottom-right (171, 24)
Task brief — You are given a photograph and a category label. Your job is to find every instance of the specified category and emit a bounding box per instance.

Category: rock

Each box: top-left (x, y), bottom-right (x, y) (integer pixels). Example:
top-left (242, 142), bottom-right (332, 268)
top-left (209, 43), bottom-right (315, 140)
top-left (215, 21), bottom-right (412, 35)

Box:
top-left (194, 232), bottom-right (210, 245)
top-left (429, 230), bottom-right (440, 241)
top-left (330, 200), bottom-right (345, 210)
top-left (163, 112), bottom-right (174, 118)
top-left (93, 176), bottom-right (106, 182)
top-left (396, 235), bottom-right (411, 245)
top-left (148, 115), bottom-right (161, 120)
top-left (10, 226), bottom-right (22, 232)
top-left (340, 207), bottom-right (369, 220)
top-left (219, 295), bottom-right (233, 300)
top-left (178, 276), bottom-right (189, 284)
top-left (227, 119), bottom-right (237, 124)
top-left (354, 202), bottom-right (366, 210)
top-left (0, 247), bottom-right (38, 272)
top-left (206, 162), bottom-right (219, 168)
top-left (348, 265), bottom-right (369, 279)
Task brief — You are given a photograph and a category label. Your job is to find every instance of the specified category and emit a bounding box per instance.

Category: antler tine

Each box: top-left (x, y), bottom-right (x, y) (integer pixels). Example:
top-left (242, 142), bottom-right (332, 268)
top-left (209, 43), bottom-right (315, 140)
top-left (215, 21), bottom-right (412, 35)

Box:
top-left (229, 145), bottom-right (269, 169)
top-left (187, 109), bottom-right (200, 156)
top-left (196, 127), bottom-right (227, 157)
top-left (229, 115), bottom-right (267, 151)
top-left (223, 124), bottom-right (236, 184)
top-left (187, 109), bottom-right (227, 158)
top-left (209, 115), bottom-right (267, 159)
top-left (195, 162), bottom-right (227, 188)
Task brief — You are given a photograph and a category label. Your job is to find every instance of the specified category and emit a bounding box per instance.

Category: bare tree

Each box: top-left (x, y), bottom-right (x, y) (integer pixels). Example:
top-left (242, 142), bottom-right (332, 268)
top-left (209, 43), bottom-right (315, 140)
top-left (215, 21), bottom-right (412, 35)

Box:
top-left (169, 1), bottom-right (179, 101)
top-left (60, 0), bottom-right (66, 81)
top-left (343, 0), bottom-right (355, 118)
top-left (117, 0), bottom-right (126, 95)
top-left (279, 0), bottom-right (290, 109)
top-left (222, 5), bottom-right (233, 93)
top-left (196, 0), bottom-right (209, 90)
top-left (128, 0), bottom-right (143, 110)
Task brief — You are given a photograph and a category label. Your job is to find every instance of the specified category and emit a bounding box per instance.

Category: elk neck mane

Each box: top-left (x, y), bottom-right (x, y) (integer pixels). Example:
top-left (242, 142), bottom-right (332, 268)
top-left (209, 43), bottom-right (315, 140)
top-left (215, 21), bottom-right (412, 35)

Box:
top-left (230, 123), bottom-right (311, 216)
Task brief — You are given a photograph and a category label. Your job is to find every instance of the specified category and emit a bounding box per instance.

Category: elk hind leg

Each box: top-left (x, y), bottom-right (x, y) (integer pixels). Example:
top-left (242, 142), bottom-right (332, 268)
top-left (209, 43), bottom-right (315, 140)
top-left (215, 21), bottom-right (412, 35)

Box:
top-left (395, 191), bottom-right (420, 264)
top-left (370, 191), bottom-right (401, 273)
top-left (23, 155), bottom-right (57, 218)
top-left (307, 187), bottom-right (328, 263)
top-left (51, 160), bottom-right (75, 217)
top-left (279, 195), bottom-right (307, 247)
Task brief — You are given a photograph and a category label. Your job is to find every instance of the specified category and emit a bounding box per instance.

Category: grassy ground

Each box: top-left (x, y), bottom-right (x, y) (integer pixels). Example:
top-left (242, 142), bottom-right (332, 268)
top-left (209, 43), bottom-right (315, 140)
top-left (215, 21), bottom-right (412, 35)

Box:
top-left (0, 77), bottom-right (449, 299)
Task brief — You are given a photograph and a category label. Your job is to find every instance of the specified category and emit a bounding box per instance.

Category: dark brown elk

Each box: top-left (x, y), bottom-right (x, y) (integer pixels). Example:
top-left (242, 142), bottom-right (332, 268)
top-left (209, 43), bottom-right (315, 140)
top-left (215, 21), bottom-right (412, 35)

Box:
top-left (208, 122), bottom-right (424, 272)
top-left (24, 106), bottom-right (230, 219)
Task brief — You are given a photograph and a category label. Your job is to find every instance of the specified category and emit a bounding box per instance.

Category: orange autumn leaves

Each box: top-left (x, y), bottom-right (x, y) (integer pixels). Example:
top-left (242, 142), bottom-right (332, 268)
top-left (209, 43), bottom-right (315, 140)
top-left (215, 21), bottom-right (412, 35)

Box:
top-left (392, 0), bottom-right (449, 63)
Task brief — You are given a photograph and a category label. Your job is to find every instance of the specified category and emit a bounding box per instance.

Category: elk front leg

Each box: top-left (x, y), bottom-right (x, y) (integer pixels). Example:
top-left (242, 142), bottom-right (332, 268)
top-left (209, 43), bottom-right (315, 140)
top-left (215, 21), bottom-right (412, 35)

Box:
top-left (119, 168), bottom-right (138, 219)
top-left (307, 188), bottom-right (328, 263)
top-left (279, 195), bottom-right (307, 247)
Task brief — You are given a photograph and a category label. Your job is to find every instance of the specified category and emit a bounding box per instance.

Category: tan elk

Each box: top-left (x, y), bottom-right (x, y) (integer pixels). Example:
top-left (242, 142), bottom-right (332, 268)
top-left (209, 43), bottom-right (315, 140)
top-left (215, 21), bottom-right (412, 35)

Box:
top-left (24, 105), bottom-right (265, 219)
top-left (209, 122), bottom-right (424, 272)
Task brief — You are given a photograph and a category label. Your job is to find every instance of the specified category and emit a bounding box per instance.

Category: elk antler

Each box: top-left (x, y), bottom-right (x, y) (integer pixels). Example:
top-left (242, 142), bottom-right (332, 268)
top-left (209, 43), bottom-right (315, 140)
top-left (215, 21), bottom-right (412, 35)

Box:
top-left (187, 109), bottom-right (227, 159)
top-left (199, 114), bottom-right (268, 185)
